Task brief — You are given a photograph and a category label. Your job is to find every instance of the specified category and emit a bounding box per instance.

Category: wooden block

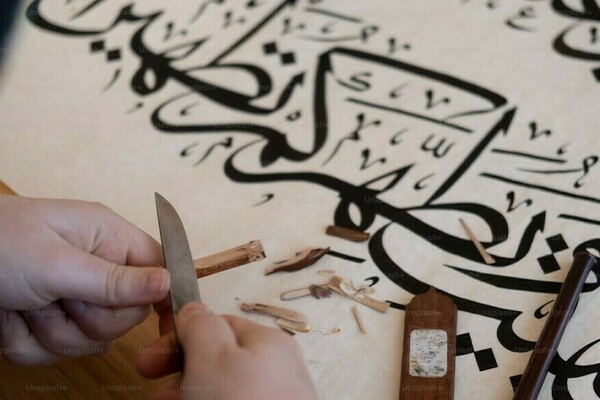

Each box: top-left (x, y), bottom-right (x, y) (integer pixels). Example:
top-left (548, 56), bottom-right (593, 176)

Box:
top-left (399, 288), bottom-right (457, 400)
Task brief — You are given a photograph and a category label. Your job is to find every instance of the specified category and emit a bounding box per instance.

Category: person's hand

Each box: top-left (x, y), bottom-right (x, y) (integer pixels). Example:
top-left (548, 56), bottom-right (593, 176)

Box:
top-left (137, 302), bottom-right (318, 400)
top-left (0, 195), bottom-right (170, 365)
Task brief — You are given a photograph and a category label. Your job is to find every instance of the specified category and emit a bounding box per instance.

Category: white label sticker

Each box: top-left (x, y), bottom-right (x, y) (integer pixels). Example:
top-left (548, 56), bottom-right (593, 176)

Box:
top-left (409, 329), bottom-right (448, 377)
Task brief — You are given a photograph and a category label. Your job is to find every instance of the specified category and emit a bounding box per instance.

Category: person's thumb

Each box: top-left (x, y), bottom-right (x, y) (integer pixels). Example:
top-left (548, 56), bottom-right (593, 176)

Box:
top-left (175, 302), bottom-right (238, 372)
top-left (45, 244), bottom-right (170, 307)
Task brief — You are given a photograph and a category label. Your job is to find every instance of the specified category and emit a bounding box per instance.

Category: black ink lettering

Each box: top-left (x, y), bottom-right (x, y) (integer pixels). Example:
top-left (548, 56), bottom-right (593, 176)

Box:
top-left (180, 142), bottom-right (199, 157)
top-left (506, 191), bottom-right (533, 212)
top-left (195, 137), bottom-right (234, 166)
top-left (254, 193), bottom-right (275, 207)
top-left (322, 113), bottom-right (380, 165)
top-left (336, 71), bottom-right (372, 92)
top-left (491, 148), bottom-right (566, 164)
top-left (389, 128), bottom-right (407, 145)
top-left (421, 134), bottom-right (454, 159)
top-left (414, 173), bottom-right (435, 190)
top-left (360, 148), bottom-right (386, 170)
top-left (425, 89), bottom-right (450, 109)
top-left (389, 83), bottom-right (407, 98)
top-left (534, 300), bottom-right (553, 319)
top-left (529, 121), bottom-right (552, 140)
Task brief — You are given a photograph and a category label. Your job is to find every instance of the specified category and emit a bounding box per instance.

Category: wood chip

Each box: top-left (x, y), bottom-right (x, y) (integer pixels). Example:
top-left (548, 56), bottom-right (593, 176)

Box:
top-left (281, 327), bottom-right (296, 336)
top-left (309, 284), bottom-right (332, 299)
top-left (352, 306), bottom-right (367, 335)
top-left (240, 303), bottom-right (308, 323)
top-left (277, 319), bottom-right (311, 333)
top-left (280, 288), bottom-right (312, 301)
top-left (317, 269), bottom-right (336, 276)
top-left (327, 276), bottom-right (390, 313)
top-left (312, 327), bottom-right (341, 335)
top-left (459, 218), bottom-right (496, 265)
top-left (194, 240), bottom-right (265, 278)
top-left (325, 225), bottom-right (370, 242)
top-left (265, 247), bottom-right (329, 275)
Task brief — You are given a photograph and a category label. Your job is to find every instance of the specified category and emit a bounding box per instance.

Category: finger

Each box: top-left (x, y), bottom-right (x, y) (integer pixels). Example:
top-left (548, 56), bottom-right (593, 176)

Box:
top-left (63, 300), bottom-right (150, 341)
top-left (176, 302), bottom-right (239, 375)
top-left (96, 210), bottom-right (163, 267)
top-left (22, 302), bottom-right (112, 357)
top-left (222, 314), bottom-right (287, 348)
top-left (152, 375), bottom-right (180, 400)
top-left (153, 297), bottom-right (174, 336)
top-left (44, 200), bottom-right (163, 267)
top-left (0, 309), bottom-right (59, 365)
top-left (137, 333), bottom-right (180, 379)
top-left (41, 244), bottom-right (170, 307)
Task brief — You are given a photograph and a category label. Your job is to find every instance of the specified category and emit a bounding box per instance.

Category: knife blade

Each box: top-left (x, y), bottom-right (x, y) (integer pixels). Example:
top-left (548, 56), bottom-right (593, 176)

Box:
top-left (155, 193), bottom-right (201, 321)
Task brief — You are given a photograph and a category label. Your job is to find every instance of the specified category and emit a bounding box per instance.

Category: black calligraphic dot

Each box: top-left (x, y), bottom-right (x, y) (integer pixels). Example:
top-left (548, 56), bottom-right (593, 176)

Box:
top-left (281, 52), bottom-right (296, 65)
top-left (593, 67), bottom-right (600, 82)
top-left (125, 102), bottom-right (143, 114)
top-left (537, 254), bottom-right (561, 274)
top-left (180, 142), bottom-right (198, 157)
top-left (263, 41), bottom-right (277, 54)
top-left (106, 49), bottom-right (121, 62)
top-left (509, 375), bottom-right (522, 392)
top-left (286, 110), bottom-right (301, 121)
top-left (364, 276), bottom-right (379, 287)
top-left (90, 40), bottom-right (104, 52)
top-left (456, 333), bottom-right (474, 355)
top-left (545, 234), bottom-right (568, 253)
top-left (474, 348), bottom-right (498, 371)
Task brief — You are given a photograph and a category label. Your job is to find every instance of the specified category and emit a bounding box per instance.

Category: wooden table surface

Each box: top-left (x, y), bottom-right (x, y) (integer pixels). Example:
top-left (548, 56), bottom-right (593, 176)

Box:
top-left (0, 313), bottom-right (166, 400)
top-left (0, 181), bottom-right (169, 399)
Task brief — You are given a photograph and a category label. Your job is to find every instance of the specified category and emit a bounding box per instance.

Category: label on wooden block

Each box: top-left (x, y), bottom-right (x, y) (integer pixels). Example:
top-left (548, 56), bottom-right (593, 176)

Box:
top-left (409, 329), bottom-right (448, 377)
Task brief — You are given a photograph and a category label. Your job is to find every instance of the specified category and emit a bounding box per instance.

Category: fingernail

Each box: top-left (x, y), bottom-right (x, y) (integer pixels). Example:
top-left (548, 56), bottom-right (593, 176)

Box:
top-left (64, 299), bottom-right (85, 315)
top-left (180, 302), bottom-right (210, 318)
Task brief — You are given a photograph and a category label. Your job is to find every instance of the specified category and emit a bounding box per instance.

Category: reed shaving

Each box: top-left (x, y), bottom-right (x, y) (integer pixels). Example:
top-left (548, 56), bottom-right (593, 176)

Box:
top-left (240, 303), bottom-right (308, 323)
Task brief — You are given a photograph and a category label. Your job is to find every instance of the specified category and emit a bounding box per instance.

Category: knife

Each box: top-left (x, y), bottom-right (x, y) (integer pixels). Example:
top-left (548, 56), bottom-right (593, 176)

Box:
top-left (155, 193), bottom-right (201, 351)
